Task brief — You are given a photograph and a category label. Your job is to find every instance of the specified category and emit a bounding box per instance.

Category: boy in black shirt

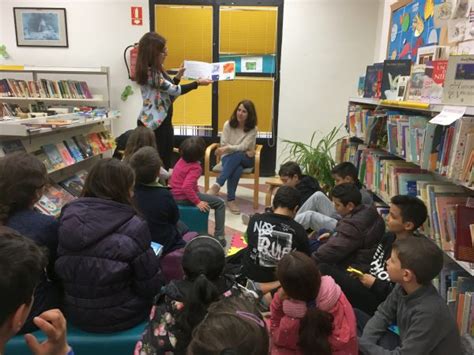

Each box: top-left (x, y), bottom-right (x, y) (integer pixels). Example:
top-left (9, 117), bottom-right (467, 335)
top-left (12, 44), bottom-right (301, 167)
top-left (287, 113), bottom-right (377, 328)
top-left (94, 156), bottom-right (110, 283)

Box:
top-left (242, 186), bottom-right (310, 283)
top-left (278, 161), bottom-right (321, 206)
top-left (320, 195), bottom-right (427, 315)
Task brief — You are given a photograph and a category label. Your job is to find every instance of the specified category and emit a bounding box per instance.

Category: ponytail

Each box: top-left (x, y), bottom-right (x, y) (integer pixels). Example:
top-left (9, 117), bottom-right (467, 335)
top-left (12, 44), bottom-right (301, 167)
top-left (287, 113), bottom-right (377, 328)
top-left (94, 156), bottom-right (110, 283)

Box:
top-left (299, 307), bottom-right (334, 355)
top-left (176, 274), bottom-right (220, 350)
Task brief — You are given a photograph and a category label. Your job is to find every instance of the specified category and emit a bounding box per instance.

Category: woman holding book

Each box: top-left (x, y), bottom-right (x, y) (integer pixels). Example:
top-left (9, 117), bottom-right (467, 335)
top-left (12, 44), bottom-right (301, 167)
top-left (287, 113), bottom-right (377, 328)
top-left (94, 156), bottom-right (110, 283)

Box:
top-left (135, 32), bottom-right (211, 169)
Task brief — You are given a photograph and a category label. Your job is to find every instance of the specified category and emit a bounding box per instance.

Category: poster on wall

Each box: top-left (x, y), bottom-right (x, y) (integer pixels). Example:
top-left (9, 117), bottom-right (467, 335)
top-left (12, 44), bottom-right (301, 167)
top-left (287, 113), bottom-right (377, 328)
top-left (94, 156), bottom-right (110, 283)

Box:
top-left (387, 0), bottom-right (444, 62)
top-left (13, 7), bottom-right (68, 47)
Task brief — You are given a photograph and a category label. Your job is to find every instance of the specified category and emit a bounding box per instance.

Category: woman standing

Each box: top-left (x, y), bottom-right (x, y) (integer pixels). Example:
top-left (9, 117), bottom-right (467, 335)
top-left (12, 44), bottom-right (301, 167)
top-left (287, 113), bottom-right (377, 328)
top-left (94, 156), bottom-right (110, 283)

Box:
top-left (207, 100), bottom-right (258, 214)
top-left (135, 32), bottom-right (211, 169)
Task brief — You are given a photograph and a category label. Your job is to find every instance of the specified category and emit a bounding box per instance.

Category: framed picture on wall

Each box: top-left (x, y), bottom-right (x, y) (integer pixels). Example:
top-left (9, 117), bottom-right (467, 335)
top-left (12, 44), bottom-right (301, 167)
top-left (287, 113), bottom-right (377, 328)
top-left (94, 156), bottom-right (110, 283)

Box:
top-left (13, 7), bottom-right (68, 47)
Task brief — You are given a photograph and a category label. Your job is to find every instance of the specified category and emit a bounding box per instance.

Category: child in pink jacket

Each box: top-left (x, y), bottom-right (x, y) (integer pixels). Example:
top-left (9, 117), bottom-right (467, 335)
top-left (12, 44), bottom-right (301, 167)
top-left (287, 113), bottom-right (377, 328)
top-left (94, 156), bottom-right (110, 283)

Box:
top-left (170, 137), bottom-right (226, 246)
top-left (270, 251), bottom-right (358, 355)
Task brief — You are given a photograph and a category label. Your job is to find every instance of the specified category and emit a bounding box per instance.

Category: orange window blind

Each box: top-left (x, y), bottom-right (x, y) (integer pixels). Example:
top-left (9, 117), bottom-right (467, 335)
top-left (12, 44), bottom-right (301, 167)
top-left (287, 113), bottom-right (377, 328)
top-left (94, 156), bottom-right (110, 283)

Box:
top-left (172, 79), bottom-right (212, 126)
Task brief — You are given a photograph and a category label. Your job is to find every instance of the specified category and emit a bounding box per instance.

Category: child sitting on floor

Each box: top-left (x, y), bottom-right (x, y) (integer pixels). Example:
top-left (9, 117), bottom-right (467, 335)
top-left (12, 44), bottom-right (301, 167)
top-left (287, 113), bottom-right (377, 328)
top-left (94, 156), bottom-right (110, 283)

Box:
top-left (294, 161), bottom-right (373, 233)
top-left (122, 125), bottom-right (170, 181)
top-left (320, 195), bottom-right (428, 315)
top-left (312, 183), bottom-right (384, 271)
top-left (188, 295), bottom-right (269, 354)
top-left (241, 186), bottom-right (310, 284)
top-left (129, 146), bottom-right (197, 255)
top-left (0, 152), bottom-right (60, 333)
top-left (170, 137), bottom-right (226, 247)
top-left (136, 236), bottom-right (254, 354)
top-left (55, 158), bottom-right (163, 333)
top-left (359, 237), bottom-right (462, 354)
top-left (271, 251), bottom-right (358, 355)
top-left (278, 161), bottom-right (322, 206)
top-left (0, 226), bottom-right (71, 355)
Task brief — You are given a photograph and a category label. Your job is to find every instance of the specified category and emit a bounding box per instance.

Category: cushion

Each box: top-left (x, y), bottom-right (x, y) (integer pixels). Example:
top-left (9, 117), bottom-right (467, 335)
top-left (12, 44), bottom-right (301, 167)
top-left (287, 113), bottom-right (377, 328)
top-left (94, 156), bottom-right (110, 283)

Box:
top-left (212, 162), bottom-right (254, 174)
top-left (177, 205), bottom-right (209, 234)
top-left (6, 322), bottom-right (147, 355)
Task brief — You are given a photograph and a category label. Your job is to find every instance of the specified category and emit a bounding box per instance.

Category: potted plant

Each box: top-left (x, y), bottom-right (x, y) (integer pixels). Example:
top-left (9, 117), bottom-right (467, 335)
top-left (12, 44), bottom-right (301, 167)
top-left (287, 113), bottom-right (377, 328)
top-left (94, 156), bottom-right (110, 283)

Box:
top-left (282, 126), bottom-right (341, 192)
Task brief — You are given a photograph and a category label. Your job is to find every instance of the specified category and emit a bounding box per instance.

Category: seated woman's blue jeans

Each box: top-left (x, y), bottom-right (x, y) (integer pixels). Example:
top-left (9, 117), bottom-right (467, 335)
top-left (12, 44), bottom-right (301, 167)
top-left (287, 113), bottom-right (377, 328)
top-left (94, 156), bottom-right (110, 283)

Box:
top-left (216, 151), bottom-right (254, 201)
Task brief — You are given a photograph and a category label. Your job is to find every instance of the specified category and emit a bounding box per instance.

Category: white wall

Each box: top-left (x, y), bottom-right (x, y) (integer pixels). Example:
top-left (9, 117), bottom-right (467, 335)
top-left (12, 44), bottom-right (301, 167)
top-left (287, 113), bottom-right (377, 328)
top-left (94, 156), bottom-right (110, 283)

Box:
top-left (1, 0), bottom-right (383, 168)
top-left (277, 0), bottom-right (381, 163)
top-left (0, 0), bottom-right (149, 136)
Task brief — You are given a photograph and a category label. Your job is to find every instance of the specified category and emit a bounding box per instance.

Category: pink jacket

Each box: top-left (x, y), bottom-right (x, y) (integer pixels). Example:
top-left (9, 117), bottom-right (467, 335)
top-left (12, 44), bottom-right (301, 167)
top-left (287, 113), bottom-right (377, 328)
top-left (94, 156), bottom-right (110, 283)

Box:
top-left (169, 158), bottom-right (201, 205)
top-left (270, 276), bottom-right (358, 355)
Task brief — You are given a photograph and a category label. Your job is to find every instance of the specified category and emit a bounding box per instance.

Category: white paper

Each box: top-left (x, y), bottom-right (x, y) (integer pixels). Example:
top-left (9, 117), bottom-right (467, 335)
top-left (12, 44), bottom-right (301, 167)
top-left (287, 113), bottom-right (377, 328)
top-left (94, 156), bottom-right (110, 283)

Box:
top-left (452, 0), bottom-right (470, 19)
top-left (434, 2), bottom-right (454, 28)
top-left (430, 105), bottom-right (467, 125)
top-left (241, 57), bottom-right (263, 73)
top-left (448, 18), bottom-right (469, 42)
top-left (183, 60), bottom-right (235, 81)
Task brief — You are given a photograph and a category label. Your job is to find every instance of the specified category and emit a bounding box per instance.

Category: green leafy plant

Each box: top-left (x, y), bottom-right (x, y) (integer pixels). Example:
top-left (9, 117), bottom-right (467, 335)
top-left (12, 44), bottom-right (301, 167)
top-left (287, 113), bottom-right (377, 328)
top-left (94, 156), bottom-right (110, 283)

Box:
top-left (282, 126), bottom-right (341, 191)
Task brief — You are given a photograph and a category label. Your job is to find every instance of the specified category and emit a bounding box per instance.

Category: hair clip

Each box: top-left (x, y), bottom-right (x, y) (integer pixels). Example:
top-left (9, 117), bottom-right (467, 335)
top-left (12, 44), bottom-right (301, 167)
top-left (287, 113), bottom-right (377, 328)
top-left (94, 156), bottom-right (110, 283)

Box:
top-left (235, 311), bottom-right (265, 328)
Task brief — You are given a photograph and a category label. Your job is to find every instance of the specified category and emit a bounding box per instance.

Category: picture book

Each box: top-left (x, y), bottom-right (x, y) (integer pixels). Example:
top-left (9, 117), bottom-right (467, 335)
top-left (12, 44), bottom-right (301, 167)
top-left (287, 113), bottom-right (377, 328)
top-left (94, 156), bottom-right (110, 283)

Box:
top-left (435, 194), bottom-right (468, 251)
top-left (75, 170), bottom-right (88, 185)
top-left (35, 184), bottom-right (74, 217)
top-left (33, 150), bottom-right (54, 173)
top-left (73, 135), bottom-right (93, 158)
top-left (86, 133), bottom-right (103, 155)
top-left (59, 174), bottom-right (85, 197)
top-left (455, 206), bottom-right (474, 262)
top-left (398, 173), bottom-right (433, 196)
top-left (443, 55), bottom-right (474, 106)
top-left (64, 138), bottom-right (84, 162)
top-left (407, 64), bottom-right (426, 101)
top-left (56, 142), bottom-right (76, 166)
top-left (1, 139), bottom-right (25, 155)
top-left (183, 60), bottom-right (235, 81)
top-left (364, 65), bottom-right (377, 98)
top-left (448, 117), bottom-right (474, 180)
top-left (380, 59), bottom-right (412, 100)
top-left (42, 144), bottom-right (66, 169)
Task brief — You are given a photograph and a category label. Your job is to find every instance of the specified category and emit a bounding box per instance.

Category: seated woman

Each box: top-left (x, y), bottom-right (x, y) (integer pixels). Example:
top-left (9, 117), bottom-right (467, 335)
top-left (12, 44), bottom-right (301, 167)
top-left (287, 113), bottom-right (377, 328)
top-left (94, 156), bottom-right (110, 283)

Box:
top-left (207, 100), bottom-right (258, 215)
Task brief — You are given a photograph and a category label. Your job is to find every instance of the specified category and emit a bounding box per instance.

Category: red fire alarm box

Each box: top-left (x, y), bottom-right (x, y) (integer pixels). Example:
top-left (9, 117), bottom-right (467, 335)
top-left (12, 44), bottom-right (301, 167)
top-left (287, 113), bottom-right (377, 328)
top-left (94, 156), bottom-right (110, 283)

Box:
top-left (131, 6), bottom-right (143, 26)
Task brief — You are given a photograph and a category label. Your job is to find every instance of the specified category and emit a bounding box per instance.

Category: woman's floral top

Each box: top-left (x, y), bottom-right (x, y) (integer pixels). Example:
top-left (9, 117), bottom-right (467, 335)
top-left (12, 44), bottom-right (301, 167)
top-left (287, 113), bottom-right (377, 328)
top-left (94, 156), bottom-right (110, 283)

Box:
top-left (138, 71), bottom-right (181, 131)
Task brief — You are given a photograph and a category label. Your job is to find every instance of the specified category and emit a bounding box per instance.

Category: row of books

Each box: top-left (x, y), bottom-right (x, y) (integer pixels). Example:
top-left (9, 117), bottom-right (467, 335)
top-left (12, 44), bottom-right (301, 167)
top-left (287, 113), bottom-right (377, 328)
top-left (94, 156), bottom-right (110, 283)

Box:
top-left (337, 141), bottom-right (474, 260)
top-left (346, 104), bottom-right (474, 186)
top-left (0, 78), bottom-right (93, 99)
top-left (438, 267), bottom-right (474, 337)
top-left (34, 171), bottom-right (87, 216)
top-left (0, 131), bottom-right (114, 171)
top-left (359, 53), bottom-right (474, 106)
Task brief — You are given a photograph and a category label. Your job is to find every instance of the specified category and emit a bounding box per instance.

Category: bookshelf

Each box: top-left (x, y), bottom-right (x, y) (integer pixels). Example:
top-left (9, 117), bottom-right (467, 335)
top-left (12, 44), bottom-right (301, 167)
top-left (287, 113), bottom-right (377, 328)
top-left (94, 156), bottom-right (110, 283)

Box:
top-left (0, 66), bottom-right (111, 109)
top-left (342, 98), bottom-right (474, 275)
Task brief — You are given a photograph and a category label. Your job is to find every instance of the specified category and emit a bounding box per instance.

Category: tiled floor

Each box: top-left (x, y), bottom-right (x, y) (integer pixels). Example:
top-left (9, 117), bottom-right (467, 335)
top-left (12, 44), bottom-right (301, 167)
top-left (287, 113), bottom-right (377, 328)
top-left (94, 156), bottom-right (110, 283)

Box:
top-left (197, 176), bottom-right (272, 245)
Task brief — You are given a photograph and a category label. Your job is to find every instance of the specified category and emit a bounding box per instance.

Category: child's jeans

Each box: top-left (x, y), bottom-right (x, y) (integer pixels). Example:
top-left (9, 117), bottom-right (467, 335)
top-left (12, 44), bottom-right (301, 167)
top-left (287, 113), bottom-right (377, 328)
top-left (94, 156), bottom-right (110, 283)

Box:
top-left (295, 191), bottom-right (340, 231)
top-left (176, 194), bottom-right (225, 237)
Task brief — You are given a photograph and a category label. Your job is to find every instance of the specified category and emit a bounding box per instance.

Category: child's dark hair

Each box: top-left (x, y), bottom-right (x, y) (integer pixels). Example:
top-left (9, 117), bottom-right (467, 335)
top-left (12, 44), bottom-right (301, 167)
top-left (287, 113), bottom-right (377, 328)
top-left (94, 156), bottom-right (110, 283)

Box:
top-left (176, 236), bottom-right (226, 351)
top-left (331, 183), bottom-right (361, 206)
top-left (188, 295), bottom-right (269, 355)
top-left (272, 186), bottom-right (301, 210)
top-left (82, 158), bottom-right (135, 206)
top-left (135, 32), bottom-right (167, 86)
top-left (278, 161), bottom-right (302, 179)
top-left (0, 226), bottom-right (47, 325)
top-left (128, 146), bottom-right (162, 185)
top-left (123, 126), bottom-right (157, 162)
top-left (0, 152), bottom-right (48, 224)
top-left (392, 237), bottom-right (443, 285)
top-left (277, 252), bottom-right (333, 355)
top-left (390, 195), bottom-right (427, 230)
top-left (180, 137), bottom-right (206, 163)
top-left (228, 100), bottom-right (258, 132)
top-left (331, 162), bottom-right (362, 188)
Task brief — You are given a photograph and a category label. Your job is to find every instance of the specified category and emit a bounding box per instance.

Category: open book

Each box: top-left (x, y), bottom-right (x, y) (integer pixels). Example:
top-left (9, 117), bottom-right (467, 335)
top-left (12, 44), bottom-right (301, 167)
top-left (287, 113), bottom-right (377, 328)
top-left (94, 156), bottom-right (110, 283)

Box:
top-left (183, 60), bottom-right (235, 81)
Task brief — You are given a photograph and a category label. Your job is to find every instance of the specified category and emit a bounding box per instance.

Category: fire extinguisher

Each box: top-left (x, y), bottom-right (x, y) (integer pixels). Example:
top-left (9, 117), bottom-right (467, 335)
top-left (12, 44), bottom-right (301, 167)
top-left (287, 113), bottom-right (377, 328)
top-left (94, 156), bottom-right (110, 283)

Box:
top-left (124, 44), bottom-right (138, 80)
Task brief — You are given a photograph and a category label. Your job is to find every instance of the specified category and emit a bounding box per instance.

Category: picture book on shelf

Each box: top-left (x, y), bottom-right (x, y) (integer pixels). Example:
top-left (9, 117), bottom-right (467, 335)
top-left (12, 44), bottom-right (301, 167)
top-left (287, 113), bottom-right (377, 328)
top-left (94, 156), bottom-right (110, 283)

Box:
top-left (56, 142), bottom-right (76, 166)
top-left (59, 174), bottom-right (85, 197)
top-left (64, 138), bottom-right (84, 162)
top-left (73, 135), bottom-right (93, 158)
top-left (35, 184), bottom-right (74, 216)
top-left (42, 144), bottom-right (65, 169)
top-left (443, 55), bottom-right (474, 106)
top-left (33, 150), bottom-right (54, 173)
top-left (1, 139), bottom-right (25, 155)
top-left (455, 205), bottom-right (474, 263)
top-left (380, 59), bottom-right (412, 100)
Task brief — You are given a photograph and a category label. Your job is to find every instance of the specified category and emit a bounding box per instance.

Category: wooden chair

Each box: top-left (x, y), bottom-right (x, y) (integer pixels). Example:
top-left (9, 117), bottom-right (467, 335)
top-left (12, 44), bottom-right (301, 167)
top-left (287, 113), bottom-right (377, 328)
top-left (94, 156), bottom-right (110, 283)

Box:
top-left (204, 143), bottom-right (263, 210)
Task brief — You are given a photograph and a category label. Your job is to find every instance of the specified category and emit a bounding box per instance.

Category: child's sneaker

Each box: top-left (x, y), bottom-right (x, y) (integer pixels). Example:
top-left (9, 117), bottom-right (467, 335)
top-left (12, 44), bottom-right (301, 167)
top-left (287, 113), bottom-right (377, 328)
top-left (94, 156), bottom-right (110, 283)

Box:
top-left (241, 213), bottom-right (252, 225)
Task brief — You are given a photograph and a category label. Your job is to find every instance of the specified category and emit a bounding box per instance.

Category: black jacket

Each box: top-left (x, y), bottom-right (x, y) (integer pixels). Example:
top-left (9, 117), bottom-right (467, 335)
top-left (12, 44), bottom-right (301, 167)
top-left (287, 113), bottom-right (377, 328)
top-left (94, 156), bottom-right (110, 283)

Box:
top-left (296, 175), bottom-right (321, 206)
